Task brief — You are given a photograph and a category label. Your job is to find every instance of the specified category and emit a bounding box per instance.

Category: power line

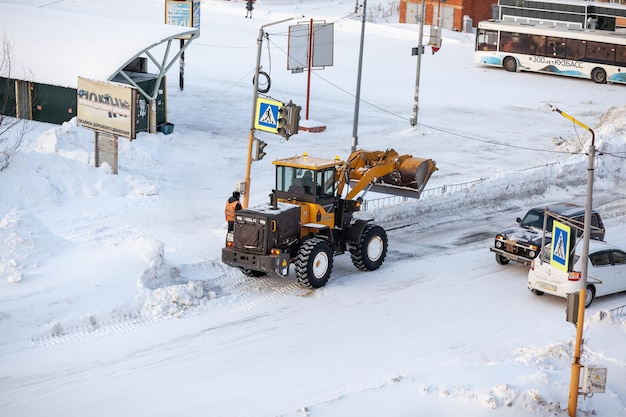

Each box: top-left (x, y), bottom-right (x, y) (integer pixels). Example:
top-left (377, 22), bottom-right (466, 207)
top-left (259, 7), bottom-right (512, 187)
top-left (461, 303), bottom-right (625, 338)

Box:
top-left (261, 25), bottom-right (625, 160)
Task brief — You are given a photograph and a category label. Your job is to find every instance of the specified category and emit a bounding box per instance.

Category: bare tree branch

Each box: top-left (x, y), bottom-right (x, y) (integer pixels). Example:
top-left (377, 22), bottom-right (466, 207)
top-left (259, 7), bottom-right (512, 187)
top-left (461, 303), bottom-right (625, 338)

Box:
top-left (1, 31), bottom-right (32, 172)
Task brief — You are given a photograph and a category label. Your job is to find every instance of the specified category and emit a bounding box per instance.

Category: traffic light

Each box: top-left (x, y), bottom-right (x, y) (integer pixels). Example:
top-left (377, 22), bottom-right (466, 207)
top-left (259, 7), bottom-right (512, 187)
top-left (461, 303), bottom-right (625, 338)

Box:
top-left (287, 101), bottom-right (301, 136)
top-left (255, 139), bottom-right (267, 161)
top-left (276, 105), bottom-right (289, 138)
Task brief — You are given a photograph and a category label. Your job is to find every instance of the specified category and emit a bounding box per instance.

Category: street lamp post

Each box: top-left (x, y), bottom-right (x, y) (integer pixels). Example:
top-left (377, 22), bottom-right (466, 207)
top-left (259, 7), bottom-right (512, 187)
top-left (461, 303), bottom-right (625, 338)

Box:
top-left (551, 105), bottom-right (596, 417)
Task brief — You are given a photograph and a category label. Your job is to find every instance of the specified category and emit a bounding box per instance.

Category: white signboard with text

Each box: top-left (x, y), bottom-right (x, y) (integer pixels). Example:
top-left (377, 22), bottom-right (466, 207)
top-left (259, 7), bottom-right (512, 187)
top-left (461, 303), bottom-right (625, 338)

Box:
top-left (77, 77), bottom-right (137, 139)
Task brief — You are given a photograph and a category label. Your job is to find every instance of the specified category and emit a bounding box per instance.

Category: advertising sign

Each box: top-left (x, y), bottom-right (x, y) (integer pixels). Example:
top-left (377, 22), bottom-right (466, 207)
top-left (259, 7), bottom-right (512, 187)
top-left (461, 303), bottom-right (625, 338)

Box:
top-left (77, 77), bottom-right (137, 139)
top-left (165, 0), bottom-right (201, 39)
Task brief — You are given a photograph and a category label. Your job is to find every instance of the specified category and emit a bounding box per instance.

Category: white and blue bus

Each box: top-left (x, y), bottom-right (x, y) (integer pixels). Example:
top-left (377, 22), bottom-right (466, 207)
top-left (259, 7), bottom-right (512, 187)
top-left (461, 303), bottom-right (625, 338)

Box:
top-left (475, 19), bottom-right (626, 84)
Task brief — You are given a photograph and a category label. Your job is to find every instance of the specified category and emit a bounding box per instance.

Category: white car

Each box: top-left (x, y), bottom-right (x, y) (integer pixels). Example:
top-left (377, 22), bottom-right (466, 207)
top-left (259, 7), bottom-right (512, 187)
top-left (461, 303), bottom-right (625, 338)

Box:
top-left (528, 240), bottom-right (626, 307)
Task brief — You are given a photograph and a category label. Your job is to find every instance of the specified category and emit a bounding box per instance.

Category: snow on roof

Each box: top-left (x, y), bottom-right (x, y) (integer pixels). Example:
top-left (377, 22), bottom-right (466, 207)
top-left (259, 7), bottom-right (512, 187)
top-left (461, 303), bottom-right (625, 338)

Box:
top-left (1, 4), bottom-right (197, 88)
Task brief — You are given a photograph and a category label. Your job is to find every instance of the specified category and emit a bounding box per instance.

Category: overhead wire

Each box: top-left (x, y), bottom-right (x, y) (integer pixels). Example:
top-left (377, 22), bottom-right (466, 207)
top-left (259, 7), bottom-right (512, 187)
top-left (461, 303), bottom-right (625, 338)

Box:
top-left (217, 15), bottom-right (626, 162)
top-left (263, 25), bottom-right (626, 161)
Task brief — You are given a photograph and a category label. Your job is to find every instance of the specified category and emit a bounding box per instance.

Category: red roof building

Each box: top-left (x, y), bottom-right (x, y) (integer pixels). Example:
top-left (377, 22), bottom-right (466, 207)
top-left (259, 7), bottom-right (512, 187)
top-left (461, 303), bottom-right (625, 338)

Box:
top-left (399, 0), bottom-right (496, 31)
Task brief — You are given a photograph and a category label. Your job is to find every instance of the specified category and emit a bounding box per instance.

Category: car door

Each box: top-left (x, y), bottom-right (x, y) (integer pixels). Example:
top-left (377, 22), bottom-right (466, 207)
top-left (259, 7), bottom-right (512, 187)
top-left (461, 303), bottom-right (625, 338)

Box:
top-left (588, 250), bottom-right (614, 296)
top-left (608, 249), bottom-right (626, 294)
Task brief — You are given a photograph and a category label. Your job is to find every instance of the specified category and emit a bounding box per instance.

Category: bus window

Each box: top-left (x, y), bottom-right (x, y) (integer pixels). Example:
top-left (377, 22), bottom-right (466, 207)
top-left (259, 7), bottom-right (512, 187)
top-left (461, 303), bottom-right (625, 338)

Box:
top-left (565, 39), bottom-right (586, 60)
top-left (587, 41), bottom-right (616, 64)
top-left (616, 45), bottom-right (626, 65)
top-left (546, 37), bottom-right (566, 58)
top-left (476, 29), bottom-right (497, 51)
top-left (500, 32), bottom-right (515, 52)
top-left (499, 32), bottom-right (527, 53)
top-left (528, 35), bottom-right (545, 55)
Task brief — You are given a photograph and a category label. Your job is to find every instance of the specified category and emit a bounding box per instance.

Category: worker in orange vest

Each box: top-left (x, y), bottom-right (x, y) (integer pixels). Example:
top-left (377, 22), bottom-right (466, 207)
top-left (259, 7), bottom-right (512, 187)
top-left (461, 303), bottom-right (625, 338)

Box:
top-left (225, 191), bottom-right (242, 232)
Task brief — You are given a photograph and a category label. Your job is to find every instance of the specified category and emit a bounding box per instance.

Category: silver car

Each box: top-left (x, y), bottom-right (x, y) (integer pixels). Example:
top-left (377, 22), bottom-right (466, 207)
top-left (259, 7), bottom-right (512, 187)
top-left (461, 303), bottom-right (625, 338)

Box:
top-left (528, 240), bottom-right (626, 307)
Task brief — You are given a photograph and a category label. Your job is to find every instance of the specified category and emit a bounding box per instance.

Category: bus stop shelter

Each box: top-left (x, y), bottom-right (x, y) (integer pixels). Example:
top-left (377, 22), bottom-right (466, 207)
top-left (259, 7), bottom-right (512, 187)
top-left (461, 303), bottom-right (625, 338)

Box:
top-left (0, 4), bottom-right (198, 131)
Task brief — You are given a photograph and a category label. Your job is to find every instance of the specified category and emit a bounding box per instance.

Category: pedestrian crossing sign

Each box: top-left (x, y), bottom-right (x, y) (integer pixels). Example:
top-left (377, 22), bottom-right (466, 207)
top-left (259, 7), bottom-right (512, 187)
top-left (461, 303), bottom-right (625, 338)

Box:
top-left (254, 98), bottom-right (283, 133)
top-left (550, 220), bottom-right (571, 272)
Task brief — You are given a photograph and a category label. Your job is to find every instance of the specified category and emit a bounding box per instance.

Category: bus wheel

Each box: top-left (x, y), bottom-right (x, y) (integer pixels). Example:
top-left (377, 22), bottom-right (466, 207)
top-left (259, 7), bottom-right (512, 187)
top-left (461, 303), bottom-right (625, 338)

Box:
top-left (591, 68), bottom-right (607, 84)
top-left (503, 56), bottom-right (517, 72)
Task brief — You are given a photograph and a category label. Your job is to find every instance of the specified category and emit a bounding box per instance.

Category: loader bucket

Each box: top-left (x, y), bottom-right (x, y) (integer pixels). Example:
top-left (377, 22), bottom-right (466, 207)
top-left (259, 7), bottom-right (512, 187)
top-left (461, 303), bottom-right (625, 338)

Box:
top-left (346, 149), bottom-right (438, 199)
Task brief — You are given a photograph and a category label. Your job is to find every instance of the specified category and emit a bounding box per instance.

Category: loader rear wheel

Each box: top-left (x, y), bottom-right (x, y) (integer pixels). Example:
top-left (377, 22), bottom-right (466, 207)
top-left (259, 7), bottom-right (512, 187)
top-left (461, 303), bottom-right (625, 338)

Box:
top-left (295, 238), bottom-right (333, 288)
top-left (350, 225), bottom-right (388, 271)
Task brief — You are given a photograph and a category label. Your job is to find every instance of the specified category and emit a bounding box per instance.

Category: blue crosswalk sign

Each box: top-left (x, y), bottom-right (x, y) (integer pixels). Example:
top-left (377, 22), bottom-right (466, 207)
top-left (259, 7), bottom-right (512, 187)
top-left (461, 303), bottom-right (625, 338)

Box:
top-left (255, 98), bottom-right (283, 133)
top-left (550, 220), bottom-right (571, 272)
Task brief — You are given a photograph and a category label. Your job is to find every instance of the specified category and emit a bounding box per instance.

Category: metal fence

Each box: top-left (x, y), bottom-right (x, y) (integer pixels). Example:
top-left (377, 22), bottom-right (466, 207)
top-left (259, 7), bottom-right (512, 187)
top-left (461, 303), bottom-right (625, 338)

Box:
top-left (361, 178), bottom-right (485, 211)
top-left (361, 161), bottom-right (562, 211)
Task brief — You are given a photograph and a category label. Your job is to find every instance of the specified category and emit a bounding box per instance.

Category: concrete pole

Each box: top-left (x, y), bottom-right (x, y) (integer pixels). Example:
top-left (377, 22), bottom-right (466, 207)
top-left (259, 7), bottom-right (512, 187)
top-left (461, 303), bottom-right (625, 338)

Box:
top-left (410, 0), bottom-right (426, 128)
top-left (351, 0), bottom-right (366, 153)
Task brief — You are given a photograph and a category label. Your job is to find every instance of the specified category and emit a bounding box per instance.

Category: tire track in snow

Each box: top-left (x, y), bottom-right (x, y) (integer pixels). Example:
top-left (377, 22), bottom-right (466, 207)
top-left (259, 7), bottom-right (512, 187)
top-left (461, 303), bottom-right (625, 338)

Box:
top-left (47, 212), bottom-right (139, 244)
top-left (31, 260), bottom-right (312, 353)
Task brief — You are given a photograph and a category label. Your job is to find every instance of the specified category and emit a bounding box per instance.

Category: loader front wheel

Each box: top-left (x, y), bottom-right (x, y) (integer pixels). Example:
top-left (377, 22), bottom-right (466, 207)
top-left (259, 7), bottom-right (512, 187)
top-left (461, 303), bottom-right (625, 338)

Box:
top-left (295, 238), bottom-right (333, 288)
top-left (350, 225), bottom-right (388, 271)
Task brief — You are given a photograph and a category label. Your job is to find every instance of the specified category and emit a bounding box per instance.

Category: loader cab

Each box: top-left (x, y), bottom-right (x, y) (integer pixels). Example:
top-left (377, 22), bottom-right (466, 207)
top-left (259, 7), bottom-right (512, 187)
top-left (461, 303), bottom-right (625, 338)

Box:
top-left (273, 154), bottom-right (342, 205)
top-left (275, 166), bottom-right (334, 203)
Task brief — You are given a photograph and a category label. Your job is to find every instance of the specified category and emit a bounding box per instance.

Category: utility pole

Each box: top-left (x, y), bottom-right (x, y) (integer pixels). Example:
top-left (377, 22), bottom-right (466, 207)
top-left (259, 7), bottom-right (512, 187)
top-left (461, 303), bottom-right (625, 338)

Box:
top-left (351, 0), bottom-right (366, 153)
top-left (551, 105), bottom-right (596, 417)
top-left (244, 16), bottom-right (299, 208)
top-left (410, 0), bottom-right (426, 127)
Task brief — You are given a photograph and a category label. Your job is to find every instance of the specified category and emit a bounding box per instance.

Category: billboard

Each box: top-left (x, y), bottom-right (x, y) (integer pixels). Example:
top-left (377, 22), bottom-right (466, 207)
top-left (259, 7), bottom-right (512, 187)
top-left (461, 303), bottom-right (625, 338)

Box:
top-left (165, 0), bottom-right (201, 39)
top-left (288, 22), bottom-right (334, 70)
top-left (77, 77), bottom-right (137, 139)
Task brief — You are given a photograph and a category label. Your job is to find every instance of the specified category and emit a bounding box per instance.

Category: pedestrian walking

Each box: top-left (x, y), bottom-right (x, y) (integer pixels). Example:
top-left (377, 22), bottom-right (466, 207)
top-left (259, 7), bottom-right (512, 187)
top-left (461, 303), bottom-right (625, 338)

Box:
top-left (245, 0), bottom-right (254, 18)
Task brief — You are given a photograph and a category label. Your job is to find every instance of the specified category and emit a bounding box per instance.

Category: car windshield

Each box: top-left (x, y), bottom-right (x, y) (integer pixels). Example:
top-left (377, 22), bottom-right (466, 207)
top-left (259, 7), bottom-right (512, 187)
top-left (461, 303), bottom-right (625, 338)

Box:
top-left (520, 209), bottom-right (552, 229)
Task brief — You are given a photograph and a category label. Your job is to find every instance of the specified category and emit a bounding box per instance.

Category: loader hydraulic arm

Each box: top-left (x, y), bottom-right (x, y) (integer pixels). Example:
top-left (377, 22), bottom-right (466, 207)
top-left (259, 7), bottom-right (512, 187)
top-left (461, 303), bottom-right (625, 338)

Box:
top-left (337, 149), bottom-right (437, 200)
top-left (345, 163), bottom-right (399, 200)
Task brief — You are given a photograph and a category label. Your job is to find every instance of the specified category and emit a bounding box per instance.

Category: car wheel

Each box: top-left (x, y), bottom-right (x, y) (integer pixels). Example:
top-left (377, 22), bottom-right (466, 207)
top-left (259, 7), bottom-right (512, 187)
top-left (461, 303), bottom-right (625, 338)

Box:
top-left (295, 238), bottom-right (333, 289)
top-left (584, 285), bottom-right (596, 308)
top-left (531, 289), bottom-right (544, 296)
top-left (495, 254), bottom-right (510, 265)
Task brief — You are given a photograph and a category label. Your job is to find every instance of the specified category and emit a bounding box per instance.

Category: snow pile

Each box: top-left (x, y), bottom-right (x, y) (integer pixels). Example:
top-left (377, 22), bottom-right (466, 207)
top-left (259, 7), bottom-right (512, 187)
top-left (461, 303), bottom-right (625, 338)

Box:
top-left (136, 239), bottom-right (219, 317)
top-left (0, 208), bottom-right (70, 283)
top-left (371, 104), bottom-right (626, 230)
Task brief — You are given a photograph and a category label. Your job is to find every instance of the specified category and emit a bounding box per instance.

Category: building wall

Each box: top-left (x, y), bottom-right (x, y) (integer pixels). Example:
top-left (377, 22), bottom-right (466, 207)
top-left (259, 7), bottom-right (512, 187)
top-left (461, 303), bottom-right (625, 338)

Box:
top-left (400, 0), bottom-right (495, 30)
top-left (1, 76), bottom-right (167, 132)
